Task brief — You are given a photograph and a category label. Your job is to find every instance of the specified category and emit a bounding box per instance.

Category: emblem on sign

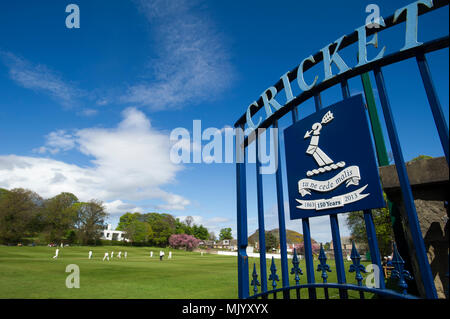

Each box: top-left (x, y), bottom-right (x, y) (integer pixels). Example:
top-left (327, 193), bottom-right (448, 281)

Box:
top-left (284, 94), bottom-right (385, 220)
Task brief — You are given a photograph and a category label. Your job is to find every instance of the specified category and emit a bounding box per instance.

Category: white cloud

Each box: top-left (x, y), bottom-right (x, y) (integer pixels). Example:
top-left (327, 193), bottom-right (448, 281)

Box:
top-left (33, 130), bottom-right (76, 154)
top-left (0, 107), bottom-right (190, 215)
top-left (78, 108), bottom-right (99, 117)
top-left (156, 193), bottom-right (191, 211)
top-left (103, 200), bottom-right (144, 216)
top-left (176, 214), bottom-right (231, 237)
top-left (122, 0), bottom-right (234, 110)
top-left (0, 51), bottom-right (83, 107)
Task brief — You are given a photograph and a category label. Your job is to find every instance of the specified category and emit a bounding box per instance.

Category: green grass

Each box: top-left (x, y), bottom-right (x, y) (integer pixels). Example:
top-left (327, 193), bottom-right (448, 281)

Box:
top-left (0, 246), bottom-right (374, 299)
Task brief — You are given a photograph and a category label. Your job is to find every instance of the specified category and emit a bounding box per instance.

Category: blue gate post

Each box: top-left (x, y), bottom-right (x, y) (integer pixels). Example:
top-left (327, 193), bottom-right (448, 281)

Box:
top-left (330, 215), bottom-right (348, 299)
top-left (236, 123), bottom-right (249, 299)
top-left (315, 88), bottom-right (348, 299)
top-left (273, 119), bottom-right (290, 298)
top-left (302, 218), bottom-right (317, 299)
top-left (374, 67), bottom-right (438, 299)
top-left (255, 133), bottom-right (268, 294)
top-left (343, 78), bottom-right (387, 289)
top-left (416, 53), bottom-right (449, 165)
top-left (363, 211), bottom-right (386, 289)
top-left (291, 105), bottom-right (317, 299)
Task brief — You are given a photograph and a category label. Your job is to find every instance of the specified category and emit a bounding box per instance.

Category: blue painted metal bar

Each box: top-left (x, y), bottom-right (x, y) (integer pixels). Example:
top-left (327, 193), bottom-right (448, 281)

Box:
top-left (255, 133), bottom-right (268, 293)
top-left (416, 53), bottom-right (449, 165)
top-left (291, 107), bottom-right (299, 124)
top-left (236, 123), bottom-right (249, 299)
top-left (327, 81), bottom-right (353, 299)
top-left (293, 96), bottom-right (319, 299)
top-left (302, 218), bottom-right (316, 299)
top-left (330, 214), bottom-right (348, 299)
top-left (374, 67), bottom-right (438, 299)
top-left (272, 119), bottom-right (290, 298)
top-left (248, 283), bottom-right (419, 300)
top-left (363, 210), bottom-right (386, 289)
top-left (313, 93), bottom-right (322, 112)
top-left (341, 79), bottom-right (350, 99)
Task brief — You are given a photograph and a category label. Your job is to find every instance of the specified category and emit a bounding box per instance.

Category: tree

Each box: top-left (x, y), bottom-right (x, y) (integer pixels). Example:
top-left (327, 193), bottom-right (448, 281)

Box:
top-left (219, 228), bottom-right (233, 241)
top-left (142, 213), bottom-right (177, 246)
top-left (0, 188), bottom-right (43, 243)
top-left (192, 224), bottom-right (209, 240)
top-left (184, 216), bottom-right (194, 228)
top-left (208, 232), bottom-right (216, 241)
top-left (124, 219), bottom-right (153, 243)
top-left (168, 234), bottom-right (200, 251)
top-left (346, 201), bottom-right (394, 257)
top-left (74, 200), bottom-right (108, 245)
top-left (65, 229), bottom-right (77, 244)
top-left (41, 192), bottom-right (78, 243)
top-left (409, 154), bottom-right (432, 163)
top-left (0, 188), bottom-right (9, 199)
top-left (117, 212), bottom-right (140, 231)
top-left (265, 231), bottom-right (279, 252)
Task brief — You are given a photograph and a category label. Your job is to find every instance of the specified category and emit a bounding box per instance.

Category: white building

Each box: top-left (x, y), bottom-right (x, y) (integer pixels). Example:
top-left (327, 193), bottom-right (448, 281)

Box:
top-left (100, 224), bottom-right (128, 242)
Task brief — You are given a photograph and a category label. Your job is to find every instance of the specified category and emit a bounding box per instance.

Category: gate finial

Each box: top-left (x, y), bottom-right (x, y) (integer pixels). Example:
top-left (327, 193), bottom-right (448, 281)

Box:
top-left (349, 241), bottom-right (366, 286)
top-left (317, 243), bottom-right (331, 283)
top-left (290, 248), bottom-right (303, 286)
top-left (268, 257), bottom-right (280, 289)
top-left (251, 263), bottom-right (260, 295)
top-left (390, 242), bottom-right (413, 295)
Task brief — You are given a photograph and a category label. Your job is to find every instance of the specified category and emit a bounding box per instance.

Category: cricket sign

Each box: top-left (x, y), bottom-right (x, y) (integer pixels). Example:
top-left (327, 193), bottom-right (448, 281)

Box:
top-left (284, 94), bottom-right (385, 219)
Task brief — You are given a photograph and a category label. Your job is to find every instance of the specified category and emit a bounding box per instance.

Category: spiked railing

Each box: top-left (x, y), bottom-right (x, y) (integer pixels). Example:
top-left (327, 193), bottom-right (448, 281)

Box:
top-left (268, 257), bottom-right (280, 298)
top-left (290, 248), bottom-right (303, 298)
top-left (251, 263), bottom-right (260, 296)
top-left (317, 244), bottom-right (332, 282)
top-left (248, 242), bottom-right (419, 299)
top-left (290, 248), bottom-right (303, 285)
top-left (390, 243), bottom-right (413, 295)
top-left (316, 244), bottom-right (332, 298)
top-left (349, 241), bottom-right (367, 299)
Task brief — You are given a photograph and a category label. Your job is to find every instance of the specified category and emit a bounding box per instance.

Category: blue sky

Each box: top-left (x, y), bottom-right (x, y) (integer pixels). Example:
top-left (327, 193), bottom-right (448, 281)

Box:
top-left (0, 0), bottom-right (448, 242)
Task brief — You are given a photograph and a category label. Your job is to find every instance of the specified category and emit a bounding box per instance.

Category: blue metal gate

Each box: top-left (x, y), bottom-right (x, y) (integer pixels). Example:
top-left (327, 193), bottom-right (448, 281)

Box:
top-left (234, 0), bottom-right (448, 299)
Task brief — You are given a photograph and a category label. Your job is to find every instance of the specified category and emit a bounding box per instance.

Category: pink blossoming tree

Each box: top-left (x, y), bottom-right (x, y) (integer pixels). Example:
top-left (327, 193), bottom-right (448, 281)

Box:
top-left (168, 234), bottom-right (201, 251)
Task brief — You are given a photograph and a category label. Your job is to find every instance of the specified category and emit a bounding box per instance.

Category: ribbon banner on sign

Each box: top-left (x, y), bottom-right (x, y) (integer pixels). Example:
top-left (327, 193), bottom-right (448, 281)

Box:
top-left (297, 166), bottom-right (362, 197)
top-left (295, 185), bottom-right (370, 210)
